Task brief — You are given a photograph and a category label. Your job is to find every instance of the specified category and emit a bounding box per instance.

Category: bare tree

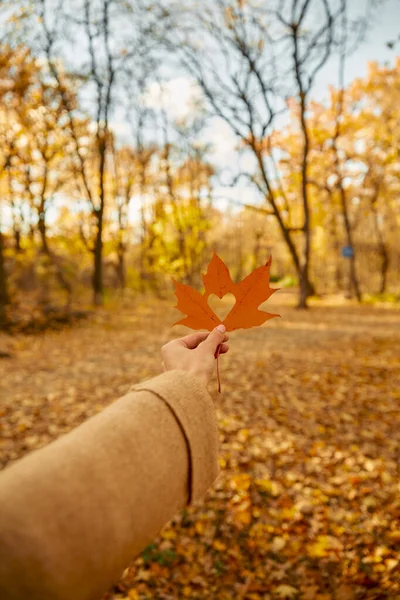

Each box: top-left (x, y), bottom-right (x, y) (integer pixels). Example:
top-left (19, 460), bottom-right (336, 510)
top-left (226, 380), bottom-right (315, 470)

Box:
top-left (174, 115), bottom-right (215, 284)
top-left (71, 0), bottom-right (117, 306)
top-left (0, 152), bottom-right (11, 328)
top-left (0, 45), bottom-right (37, 328)
top-left (122, 62), bottom-right (159, 291)
top-left (362, 159), bottom-right (393, 295)
top-left (6, 165), bottom-right (24, 253)
top-left (165, 0), bottom-right (368, 307)
top-left (0, 222), bottom-right (8, 329)
top-left (36, 0), bottom-right (152, 305)
top-left (370, 176), bottom-right (389, 295)
top-left (330, 0), bottom-right (362, 300)
top-left (35, 0), bottom-right (109, 305)
top-left (14, 76), bottom-right (73, 303)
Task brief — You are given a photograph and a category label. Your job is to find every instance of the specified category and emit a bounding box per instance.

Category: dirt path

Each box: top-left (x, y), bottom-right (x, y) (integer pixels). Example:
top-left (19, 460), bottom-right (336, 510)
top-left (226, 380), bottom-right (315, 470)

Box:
top-left (1, 298), bottom-right (399, 599)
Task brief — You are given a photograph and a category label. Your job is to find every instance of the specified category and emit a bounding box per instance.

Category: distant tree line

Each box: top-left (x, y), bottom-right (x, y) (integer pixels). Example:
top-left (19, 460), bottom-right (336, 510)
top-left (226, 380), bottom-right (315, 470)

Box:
top-left (0, 0), bottom-right (399, 330)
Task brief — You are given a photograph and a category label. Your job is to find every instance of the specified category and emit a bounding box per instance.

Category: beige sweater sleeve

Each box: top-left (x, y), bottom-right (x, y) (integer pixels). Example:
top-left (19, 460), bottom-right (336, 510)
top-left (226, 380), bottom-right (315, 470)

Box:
top-left (0, 370), bottom-right (219, 600)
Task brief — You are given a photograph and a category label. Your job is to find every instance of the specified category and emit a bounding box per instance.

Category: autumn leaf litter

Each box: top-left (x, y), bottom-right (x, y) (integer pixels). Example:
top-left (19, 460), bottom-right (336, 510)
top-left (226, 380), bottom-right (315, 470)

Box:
top-left (1, 296), bottom-right (399, 599)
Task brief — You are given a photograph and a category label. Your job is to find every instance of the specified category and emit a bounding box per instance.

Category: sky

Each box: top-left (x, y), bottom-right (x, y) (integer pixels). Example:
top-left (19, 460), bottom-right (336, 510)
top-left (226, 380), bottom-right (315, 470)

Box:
top-left (36, 0), bottom-right (400, 238)
top-left (50, 0), bottom-right (400, 223)
top-left (202, 0), bottom-right (400, 213)
top-left (315, 0), bottom-right (400, 93)
top-left (2, 0), bottom-right (400, 229)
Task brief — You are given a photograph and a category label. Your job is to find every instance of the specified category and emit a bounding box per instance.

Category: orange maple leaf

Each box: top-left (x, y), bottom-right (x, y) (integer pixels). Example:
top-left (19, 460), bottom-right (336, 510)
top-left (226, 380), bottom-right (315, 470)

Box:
top-left (173, 251), bottom-right (279, 332)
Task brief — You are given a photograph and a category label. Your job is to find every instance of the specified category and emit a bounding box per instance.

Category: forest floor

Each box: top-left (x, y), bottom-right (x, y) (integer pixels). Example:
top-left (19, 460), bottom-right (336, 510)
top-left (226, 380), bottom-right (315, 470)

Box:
top-left (1, 292), bottom-right (400, 600)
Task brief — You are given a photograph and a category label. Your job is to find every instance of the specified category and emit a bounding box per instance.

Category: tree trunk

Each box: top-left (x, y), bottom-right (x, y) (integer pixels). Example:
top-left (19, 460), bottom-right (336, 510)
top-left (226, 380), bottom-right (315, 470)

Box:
top-left (330, 214), bottom-right (343, 292)
top-left (116, 198), bottom-right (127, 292)
top-left (253, 148), bottom-right (313, 308)
top-left (344, 227), bottom-right (360, 300)
top-left (340, 194), bottom-right (361, 301)
top-left (12, 206), bottom-right (22, 253)
top-left (38, 211), bottom-right (50, 254)
top-left (14, 228), bottom-right (21, 253)
top-left (93, 212), bottom-right (103, 306)
top-left (332, 37), bottom-right (361, 303)
top-left (332, 153), bottom-right (361, 301)
top-left (93, 124), bottom-right (107, 306)
top-left (348, 255), bottom-right (360, 300)
top-left (117, 242), bottom-right (126, 290)
top-left (298, 89), bottom-right (312, 309)
top-left (139, 202), bottom-right (146, 291)
top-left (298, 270), bottom-right (315, 309)
top-left (252, 229), bottom-right (262, 271)
top-left (372, 202), bottom-right (389, 294)
top-left (379, 250), bottom-right (389, 295)
top-left (298, 273), bottom-right (309, 310)
top-left (274, 218), bottom-right (314, 309)
top-left (0, 230), bottom-right (9, 330)
top-left (11, 197), bottom-right (23, 253)
top-left (38, 210), bottom-right (72, 305)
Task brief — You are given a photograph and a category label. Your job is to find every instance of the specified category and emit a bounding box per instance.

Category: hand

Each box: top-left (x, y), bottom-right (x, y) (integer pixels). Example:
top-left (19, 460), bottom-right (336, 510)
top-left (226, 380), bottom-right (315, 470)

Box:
top-left (161, 325), bottom-right (229, 387)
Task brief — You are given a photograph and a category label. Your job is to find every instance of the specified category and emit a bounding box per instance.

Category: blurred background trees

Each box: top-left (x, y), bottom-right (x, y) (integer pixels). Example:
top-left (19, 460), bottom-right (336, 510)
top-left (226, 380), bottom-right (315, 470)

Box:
top-left (0, 0), bottom-right (399, 329)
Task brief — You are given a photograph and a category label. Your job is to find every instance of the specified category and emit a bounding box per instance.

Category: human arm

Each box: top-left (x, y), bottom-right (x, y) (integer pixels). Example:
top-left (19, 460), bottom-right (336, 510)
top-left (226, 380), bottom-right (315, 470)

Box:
top-left (0, 326), bottom-right (228, 600)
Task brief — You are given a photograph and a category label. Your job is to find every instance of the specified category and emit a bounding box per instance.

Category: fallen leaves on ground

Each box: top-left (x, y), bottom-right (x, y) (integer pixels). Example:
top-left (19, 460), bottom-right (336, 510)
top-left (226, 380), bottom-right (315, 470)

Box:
top-left (1, 293), bottom-right (399, 599)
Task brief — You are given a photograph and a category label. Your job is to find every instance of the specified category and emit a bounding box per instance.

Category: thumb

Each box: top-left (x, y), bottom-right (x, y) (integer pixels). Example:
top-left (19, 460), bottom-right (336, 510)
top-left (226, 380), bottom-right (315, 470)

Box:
top-left (203, 324), bottom-right (226, 353)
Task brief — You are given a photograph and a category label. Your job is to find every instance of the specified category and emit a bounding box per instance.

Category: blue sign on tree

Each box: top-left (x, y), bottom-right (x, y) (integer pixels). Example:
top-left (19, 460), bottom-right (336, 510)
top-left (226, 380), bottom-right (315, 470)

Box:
top-left (341, 246), bottom-right (354, 259)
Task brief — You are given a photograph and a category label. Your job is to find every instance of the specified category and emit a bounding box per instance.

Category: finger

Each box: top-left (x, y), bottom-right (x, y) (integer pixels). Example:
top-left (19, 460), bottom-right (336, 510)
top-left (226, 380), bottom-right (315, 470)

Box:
top-left (199, 324), bottom-right (227, 354)
top-left (178, 331), bottom-right (229, 348)
top-left (161, 334), bottom-right (204, 358)
top-left (161, 361), bottom-right (166, 371)
top-left (214, 342), bottom-right (229, 358)
top-left (218, 343), bottom-right (229, 355)
top-left (178, 331), bottom-right (209, 349)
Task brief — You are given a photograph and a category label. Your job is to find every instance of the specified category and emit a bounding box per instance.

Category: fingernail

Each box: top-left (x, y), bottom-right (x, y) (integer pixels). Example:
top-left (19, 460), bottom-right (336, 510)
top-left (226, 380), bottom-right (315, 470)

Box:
top-left (216, 324), bottom-right (226, 333)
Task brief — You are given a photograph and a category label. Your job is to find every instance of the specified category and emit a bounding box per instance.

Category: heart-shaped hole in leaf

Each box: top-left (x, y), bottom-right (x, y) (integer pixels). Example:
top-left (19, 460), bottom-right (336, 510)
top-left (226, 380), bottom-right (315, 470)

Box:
top-left (207, 293), bottom-right (236, 322)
